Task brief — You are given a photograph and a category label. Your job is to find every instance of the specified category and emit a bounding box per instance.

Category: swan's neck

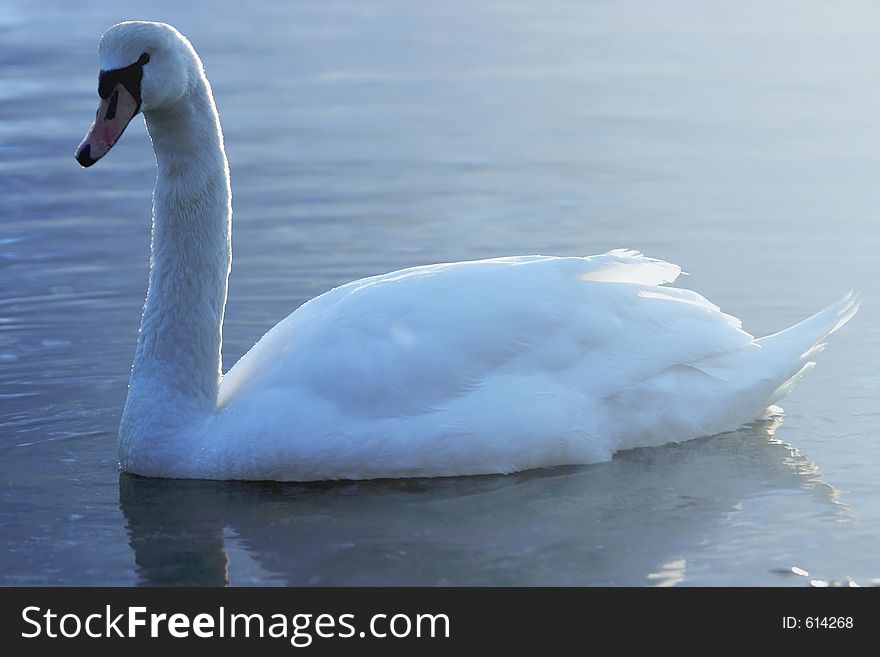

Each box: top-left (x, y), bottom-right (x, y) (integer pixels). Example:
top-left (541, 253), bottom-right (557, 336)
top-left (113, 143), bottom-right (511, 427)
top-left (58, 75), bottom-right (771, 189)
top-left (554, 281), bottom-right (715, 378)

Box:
top-left (126, 79), bottom-right (231, 423)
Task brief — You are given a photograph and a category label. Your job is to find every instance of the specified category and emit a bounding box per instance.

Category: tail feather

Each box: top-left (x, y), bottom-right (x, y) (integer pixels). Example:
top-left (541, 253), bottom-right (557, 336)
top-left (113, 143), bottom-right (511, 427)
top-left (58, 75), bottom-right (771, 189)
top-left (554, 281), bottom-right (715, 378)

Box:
top-left (756, 291), bottom-right (860, 403)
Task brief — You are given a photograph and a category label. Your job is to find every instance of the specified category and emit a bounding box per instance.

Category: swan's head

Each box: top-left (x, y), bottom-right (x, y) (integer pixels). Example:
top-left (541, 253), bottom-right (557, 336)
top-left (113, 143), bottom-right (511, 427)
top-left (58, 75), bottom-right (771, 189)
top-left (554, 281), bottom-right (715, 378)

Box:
top-left (75, 21), bottom-right (201, 167)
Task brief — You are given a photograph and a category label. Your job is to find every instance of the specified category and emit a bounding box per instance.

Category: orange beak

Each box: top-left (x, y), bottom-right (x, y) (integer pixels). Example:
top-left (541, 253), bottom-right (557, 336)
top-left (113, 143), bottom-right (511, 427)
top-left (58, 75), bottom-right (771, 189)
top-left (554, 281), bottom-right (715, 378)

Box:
top-left (75, 83), bottom-right (140, 167)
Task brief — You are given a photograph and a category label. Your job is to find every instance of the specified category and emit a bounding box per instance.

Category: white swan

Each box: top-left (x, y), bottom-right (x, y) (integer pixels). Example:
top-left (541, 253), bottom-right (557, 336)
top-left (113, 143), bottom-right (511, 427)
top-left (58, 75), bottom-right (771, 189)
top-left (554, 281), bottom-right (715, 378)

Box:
top-left (76, 22), bottom-right (859, 481)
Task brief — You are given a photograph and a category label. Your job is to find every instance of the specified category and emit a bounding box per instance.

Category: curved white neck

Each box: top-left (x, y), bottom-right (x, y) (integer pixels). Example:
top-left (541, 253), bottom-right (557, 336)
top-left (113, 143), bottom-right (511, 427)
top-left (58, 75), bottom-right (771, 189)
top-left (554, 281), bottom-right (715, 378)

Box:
top-left (125, 78), bottom-right (231, 423)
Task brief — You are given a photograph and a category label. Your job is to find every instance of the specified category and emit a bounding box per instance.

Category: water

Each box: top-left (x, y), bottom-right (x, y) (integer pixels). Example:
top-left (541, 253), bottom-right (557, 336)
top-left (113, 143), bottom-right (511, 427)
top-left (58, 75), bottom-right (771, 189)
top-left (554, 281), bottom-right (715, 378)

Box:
top-left (1, 0), bottom-right (878, 586)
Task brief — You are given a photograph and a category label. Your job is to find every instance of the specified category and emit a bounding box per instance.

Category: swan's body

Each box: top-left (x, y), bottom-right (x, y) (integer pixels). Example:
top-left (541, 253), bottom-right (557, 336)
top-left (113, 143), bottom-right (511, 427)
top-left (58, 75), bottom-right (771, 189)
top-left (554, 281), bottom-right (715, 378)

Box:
top-left (77, 22), bottom-right (859, 481)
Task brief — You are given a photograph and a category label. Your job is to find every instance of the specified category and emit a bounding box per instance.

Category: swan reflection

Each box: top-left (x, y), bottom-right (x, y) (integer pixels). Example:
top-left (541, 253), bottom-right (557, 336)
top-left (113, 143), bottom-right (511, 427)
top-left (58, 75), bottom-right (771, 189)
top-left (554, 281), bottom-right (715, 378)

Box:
top-left (119, 418), bottom-right (848, 586)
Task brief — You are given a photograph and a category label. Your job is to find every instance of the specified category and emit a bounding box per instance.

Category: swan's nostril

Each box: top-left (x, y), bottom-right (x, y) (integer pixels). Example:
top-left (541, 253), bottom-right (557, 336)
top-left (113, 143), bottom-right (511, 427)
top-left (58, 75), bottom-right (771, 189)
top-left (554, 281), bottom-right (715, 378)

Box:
top-left (75, 144), bottom-right (96, 168)
top-left (105, 89), bottom-right (119, 121)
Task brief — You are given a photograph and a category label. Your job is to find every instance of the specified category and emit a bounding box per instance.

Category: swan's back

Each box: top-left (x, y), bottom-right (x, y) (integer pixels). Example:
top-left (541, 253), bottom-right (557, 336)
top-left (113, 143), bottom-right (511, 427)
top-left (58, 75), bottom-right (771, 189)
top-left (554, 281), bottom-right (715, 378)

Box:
top-left (210, 250), bottom-right (855, 480)
top-left (219, 250), bottom-right (739, 414)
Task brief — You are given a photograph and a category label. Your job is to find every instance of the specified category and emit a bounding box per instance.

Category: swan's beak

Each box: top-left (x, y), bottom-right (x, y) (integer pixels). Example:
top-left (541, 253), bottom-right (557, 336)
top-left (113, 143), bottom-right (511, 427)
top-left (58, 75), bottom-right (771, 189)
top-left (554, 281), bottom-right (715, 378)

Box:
top-left (75, 83), bottom-right (140, 168)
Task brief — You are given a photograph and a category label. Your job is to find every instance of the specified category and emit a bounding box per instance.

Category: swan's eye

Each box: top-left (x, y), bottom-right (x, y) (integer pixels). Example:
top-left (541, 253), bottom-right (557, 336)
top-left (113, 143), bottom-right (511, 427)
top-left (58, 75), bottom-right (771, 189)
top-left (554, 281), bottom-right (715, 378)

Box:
top-left (138, 52), bottom-right (150, 65)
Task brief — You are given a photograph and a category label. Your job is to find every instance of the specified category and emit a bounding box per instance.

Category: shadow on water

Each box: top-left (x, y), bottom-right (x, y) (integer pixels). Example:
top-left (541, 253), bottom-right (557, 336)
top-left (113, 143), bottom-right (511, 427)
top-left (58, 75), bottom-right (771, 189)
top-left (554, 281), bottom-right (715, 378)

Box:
top-left (119, 417), bottom-right (849, 586)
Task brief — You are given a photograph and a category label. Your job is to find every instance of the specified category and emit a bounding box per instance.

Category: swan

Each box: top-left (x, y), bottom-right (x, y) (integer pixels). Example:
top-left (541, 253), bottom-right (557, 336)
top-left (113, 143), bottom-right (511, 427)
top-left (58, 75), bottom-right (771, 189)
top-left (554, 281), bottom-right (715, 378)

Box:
top-left (75, 21), bottom-right (859, 482)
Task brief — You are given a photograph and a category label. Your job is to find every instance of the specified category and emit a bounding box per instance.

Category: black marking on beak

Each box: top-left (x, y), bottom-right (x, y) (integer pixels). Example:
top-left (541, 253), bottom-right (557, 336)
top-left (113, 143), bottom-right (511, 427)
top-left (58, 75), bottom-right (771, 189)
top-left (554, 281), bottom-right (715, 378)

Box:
top-left (76, 144), bottom-right (96, 168)
top-left (105, 89), bottom-right (119, 121)
top-left (98, 55), bottom-right (146, 114)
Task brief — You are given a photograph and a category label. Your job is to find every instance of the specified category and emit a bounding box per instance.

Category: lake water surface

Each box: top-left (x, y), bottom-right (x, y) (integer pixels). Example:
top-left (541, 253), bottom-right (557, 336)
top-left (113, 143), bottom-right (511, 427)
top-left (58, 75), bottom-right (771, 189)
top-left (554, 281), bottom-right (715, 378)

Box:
top-left (1, 0), bottom-right (878, 585)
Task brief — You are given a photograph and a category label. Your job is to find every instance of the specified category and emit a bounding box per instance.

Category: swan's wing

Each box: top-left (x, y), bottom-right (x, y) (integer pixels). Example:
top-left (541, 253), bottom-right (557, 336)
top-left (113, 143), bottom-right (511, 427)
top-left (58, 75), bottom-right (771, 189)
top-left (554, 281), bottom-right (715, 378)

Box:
top-left (218, 250), bottom-right (754, 417)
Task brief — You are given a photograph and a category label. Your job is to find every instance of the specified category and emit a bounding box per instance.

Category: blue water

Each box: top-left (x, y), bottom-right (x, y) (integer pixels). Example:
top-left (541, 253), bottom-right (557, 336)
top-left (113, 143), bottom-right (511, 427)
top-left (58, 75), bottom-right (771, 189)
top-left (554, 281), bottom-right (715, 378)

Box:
top-left (1, 0), bottom-right (878, 585)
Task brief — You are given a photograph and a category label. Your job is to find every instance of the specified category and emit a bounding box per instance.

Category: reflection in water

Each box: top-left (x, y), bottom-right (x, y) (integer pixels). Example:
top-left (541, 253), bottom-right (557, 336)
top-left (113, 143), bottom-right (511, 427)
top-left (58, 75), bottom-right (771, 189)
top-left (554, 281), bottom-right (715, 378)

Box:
top-left (119, 417), bottom-right (846, 586)
top-left (120, 478), bottom-right (230, 586)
